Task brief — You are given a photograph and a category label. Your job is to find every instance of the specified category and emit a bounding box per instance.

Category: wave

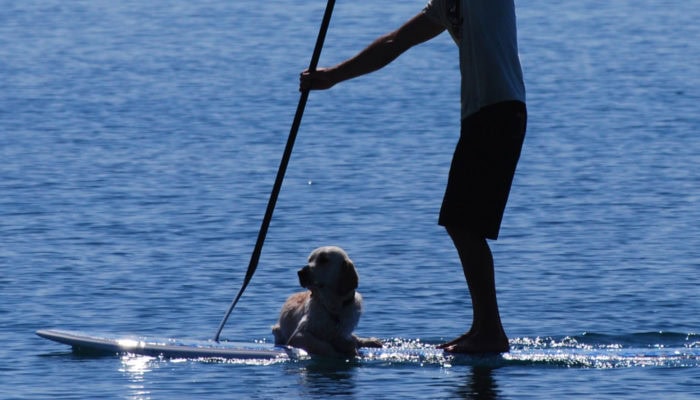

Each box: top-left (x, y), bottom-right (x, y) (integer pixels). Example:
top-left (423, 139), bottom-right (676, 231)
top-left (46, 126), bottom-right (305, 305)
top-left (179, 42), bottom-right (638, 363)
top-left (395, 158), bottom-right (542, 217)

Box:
top-left (511, 331), bottom-right (699, 350)
top-left (501, 332), bottom-right (699, 368)
top-left (361, 332), bottom-right (699, 368)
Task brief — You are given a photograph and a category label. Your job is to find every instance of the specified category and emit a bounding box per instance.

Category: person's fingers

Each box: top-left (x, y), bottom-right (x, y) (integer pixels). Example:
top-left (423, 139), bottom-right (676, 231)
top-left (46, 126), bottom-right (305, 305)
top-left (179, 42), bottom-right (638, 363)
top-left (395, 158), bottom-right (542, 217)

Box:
top-left (299, 70), bottom-right (313, 91)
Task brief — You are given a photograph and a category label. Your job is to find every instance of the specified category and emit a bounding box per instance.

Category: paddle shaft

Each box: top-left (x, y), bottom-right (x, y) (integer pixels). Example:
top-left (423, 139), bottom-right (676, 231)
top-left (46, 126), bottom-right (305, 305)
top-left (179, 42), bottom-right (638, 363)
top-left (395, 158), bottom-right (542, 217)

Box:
top-left (214, 0), bottom-right (336, 342)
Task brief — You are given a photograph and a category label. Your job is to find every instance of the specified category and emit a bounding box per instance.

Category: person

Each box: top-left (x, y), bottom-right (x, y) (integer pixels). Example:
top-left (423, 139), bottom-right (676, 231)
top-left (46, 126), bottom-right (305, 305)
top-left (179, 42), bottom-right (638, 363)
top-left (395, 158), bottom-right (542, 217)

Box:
top-left (300, 0), bottom-right (526, 353)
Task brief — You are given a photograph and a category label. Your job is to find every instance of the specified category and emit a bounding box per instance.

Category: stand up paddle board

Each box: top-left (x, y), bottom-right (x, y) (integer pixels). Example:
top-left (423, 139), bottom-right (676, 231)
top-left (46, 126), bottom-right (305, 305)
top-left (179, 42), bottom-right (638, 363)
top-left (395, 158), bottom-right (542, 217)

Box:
top-left (37, 329), bottom-right (699, 368)
top-left (36, 329), bottom-right (306, 360)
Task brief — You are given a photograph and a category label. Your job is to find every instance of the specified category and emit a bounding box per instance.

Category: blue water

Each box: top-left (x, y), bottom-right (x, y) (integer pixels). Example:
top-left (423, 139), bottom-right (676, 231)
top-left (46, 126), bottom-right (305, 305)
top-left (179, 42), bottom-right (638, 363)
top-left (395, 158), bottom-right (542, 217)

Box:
top-left (2, 0), bottom-right (699, 398)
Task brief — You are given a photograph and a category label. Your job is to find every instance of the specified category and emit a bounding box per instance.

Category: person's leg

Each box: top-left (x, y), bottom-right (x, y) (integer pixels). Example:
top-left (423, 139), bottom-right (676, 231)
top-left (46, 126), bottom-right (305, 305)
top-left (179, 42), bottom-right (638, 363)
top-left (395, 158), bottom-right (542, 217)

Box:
top-left (437, 225), bottom-right (509, 353)
top-left (436, 101), bottom-right (525, 354)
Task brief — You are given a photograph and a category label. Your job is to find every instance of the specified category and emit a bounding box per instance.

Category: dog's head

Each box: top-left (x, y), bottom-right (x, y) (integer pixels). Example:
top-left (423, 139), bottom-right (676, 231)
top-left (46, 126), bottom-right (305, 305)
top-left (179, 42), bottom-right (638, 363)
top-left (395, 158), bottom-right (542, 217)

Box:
top-left (298, 246), bottom-right (359, 314)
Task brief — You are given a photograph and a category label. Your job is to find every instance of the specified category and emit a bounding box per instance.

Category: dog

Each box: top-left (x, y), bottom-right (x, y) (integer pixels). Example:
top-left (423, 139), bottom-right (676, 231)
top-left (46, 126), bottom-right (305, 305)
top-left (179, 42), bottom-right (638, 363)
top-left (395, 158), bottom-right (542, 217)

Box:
top-left (272, 246), bottom-right (382, 357)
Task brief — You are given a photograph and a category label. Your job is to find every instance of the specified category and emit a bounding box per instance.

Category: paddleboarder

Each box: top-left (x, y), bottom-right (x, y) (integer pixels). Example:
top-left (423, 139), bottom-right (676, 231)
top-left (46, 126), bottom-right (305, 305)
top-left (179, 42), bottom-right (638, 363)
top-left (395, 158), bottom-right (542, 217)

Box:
top-left (300, 0), bottom-right (526, 354)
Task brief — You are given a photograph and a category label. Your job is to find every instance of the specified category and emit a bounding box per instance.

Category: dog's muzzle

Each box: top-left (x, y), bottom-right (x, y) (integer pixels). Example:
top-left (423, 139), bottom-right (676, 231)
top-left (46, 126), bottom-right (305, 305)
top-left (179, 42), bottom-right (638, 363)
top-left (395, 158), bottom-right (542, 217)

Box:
top-left (298, 265), bottom-right (313, 288)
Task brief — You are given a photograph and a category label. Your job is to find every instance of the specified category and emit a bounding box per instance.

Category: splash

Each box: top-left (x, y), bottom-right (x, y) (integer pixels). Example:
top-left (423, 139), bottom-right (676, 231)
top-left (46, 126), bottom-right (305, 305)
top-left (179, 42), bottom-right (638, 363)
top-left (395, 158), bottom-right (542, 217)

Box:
top-left (494, 332), bottom-right (699, 368)
top-left (358, 332), bottom-right (700, 368)
top-left (360, 338), bottom-right (452, 366)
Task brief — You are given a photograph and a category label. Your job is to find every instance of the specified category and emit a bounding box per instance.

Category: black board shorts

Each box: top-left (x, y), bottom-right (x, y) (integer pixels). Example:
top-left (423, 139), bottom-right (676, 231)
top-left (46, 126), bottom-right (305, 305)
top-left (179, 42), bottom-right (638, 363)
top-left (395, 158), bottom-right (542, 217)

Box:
top-left (438, 100), bottom-right (527, 240)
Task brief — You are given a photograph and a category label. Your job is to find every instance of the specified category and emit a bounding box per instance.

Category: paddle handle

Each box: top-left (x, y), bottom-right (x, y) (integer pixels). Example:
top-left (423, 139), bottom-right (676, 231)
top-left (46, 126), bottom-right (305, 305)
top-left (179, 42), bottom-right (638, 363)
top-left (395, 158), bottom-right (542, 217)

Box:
top-left (213, 0), bottom-right (336, 342)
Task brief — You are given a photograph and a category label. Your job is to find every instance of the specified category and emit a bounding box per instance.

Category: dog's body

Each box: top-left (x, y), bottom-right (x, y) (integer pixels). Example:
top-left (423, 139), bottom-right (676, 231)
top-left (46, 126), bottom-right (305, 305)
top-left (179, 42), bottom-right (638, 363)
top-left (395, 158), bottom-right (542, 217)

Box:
top-left (272, 246), bottom-right (382, 357)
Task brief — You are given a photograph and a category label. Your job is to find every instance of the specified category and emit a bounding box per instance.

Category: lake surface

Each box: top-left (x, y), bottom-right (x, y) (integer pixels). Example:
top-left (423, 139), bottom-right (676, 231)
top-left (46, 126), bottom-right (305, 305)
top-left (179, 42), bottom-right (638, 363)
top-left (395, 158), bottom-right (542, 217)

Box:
top-left (1, 0), bottom-right (699, 398)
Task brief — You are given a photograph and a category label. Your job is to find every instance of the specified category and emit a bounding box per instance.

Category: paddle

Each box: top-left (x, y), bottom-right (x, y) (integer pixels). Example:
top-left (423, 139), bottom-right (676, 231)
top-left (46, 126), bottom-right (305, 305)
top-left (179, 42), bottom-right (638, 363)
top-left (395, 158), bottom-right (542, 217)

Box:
top-left (213, 0), bottom-right (337, 342)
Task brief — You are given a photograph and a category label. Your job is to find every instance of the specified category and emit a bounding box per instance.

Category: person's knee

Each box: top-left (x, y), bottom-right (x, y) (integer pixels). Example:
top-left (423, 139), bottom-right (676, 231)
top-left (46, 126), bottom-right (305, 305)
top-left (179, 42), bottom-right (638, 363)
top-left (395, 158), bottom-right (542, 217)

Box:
top-left (445, 225), bottom-right (493, 267)
top-left (445, 226), bottom-right (490, 255)
top-left (445, 225), bottom-right (485, 243)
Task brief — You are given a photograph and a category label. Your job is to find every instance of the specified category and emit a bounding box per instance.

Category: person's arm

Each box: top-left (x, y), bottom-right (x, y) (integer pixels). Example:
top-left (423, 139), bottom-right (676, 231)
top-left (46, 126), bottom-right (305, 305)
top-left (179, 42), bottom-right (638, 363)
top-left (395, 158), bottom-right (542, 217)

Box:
top-left (300, 11), bottom-right (445, 90)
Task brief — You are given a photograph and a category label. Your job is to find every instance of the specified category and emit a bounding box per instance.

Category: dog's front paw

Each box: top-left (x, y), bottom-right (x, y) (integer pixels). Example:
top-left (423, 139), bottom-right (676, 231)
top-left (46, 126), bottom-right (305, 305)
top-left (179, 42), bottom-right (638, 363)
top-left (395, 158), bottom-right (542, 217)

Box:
top-left (356, 336), bottom-right (383, 348)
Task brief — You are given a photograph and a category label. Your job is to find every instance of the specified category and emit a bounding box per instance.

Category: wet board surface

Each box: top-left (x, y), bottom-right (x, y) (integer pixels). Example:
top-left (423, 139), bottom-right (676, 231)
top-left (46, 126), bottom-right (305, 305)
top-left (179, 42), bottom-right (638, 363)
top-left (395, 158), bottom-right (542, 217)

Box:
top-left (36, 329), bottom-right (304, 360)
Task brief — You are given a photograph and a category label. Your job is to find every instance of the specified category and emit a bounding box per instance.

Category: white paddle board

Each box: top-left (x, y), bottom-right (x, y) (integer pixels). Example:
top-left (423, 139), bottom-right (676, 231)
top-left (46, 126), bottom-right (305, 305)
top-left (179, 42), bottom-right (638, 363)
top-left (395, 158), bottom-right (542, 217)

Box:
top-left (37, 329), bottom-right (700, 368)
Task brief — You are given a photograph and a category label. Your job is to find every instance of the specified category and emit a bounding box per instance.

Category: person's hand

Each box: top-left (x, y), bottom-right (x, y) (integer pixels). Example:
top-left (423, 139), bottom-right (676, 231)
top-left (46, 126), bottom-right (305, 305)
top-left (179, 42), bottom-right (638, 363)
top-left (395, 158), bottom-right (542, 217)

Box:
top-left (299, 68), bottom-right (336, 91)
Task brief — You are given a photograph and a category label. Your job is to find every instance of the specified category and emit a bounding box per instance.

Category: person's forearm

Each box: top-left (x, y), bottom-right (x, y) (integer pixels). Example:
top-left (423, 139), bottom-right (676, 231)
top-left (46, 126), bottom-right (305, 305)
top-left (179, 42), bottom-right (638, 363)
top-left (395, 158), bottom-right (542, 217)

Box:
top-left (328, 32), bottom-right (407, 85)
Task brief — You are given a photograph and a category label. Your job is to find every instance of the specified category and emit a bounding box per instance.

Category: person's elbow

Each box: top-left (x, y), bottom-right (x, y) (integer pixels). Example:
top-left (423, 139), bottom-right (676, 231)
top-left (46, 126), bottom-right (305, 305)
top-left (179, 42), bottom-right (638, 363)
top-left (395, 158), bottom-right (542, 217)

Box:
top-left (377, 32), bottom-right (413, 62)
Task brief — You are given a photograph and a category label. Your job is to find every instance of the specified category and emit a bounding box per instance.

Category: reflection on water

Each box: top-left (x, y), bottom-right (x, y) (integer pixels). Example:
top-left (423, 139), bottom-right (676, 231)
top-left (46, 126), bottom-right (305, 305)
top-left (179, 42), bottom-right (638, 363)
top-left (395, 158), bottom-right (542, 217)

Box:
top-left (294, 359), bottom-right (358, 398)
top-left (456, 367), bottom-right (500, 400)
top-left (290, 357), bottom-right (501, 400)
top-left (120, 355), bottom-right (155, 400)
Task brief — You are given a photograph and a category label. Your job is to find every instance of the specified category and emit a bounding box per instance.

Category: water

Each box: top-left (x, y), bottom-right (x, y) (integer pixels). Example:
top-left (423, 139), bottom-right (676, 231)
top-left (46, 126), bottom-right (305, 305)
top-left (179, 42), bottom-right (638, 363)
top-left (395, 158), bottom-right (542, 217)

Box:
top-left (1, 0), bottom-right (699, 398)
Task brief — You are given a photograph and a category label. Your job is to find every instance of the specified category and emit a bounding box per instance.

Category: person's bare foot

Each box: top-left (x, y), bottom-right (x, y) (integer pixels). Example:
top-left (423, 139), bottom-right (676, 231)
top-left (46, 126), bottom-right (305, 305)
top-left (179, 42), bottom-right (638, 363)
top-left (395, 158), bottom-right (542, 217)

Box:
top-left (437, 330), bottom-right (474, 349)
top-left (438, 331), bottom-right (509, 354)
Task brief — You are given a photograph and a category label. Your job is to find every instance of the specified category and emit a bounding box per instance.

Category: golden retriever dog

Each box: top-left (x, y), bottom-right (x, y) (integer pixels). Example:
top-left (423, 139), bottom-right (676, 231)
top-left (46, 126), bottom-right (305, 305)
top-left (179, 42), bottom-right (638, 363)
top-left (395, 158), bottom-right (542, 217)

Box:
top-left (272, 246), bottom-right (382, 357)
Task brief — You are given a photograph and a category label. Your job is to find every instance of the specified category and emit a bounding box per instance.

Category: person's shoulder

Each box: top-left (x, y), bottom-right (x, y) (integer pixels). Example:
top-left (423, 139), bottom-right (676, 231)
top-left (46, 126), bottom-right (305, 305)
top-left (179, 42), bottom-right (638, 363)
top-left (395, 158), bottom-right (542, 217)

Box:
top-left (424, 0), bottom-right (449, 10)
top-left (423, 0), bottom-right (449, 22)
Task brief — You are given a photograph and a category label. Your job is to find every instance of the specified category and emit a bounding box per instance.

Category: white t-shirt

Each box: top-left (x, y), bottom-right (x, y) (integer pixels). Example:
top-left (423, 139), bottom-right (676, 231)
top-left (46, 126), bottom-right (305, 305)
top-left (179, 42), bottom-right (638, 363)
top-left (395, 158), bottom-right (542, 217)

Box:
top-left (423, 0), bottom-right (525, 119)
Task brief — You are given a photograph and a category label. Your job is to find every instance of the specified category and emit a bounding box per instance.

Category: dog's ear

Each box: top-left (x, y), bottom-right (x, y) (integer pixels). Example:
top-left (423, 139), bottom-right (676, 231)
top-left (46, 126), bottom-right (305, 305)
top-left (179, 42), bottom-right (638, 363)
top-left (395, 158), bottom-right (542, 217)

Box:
top-left (337, 259), bottom-right (359, 295)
